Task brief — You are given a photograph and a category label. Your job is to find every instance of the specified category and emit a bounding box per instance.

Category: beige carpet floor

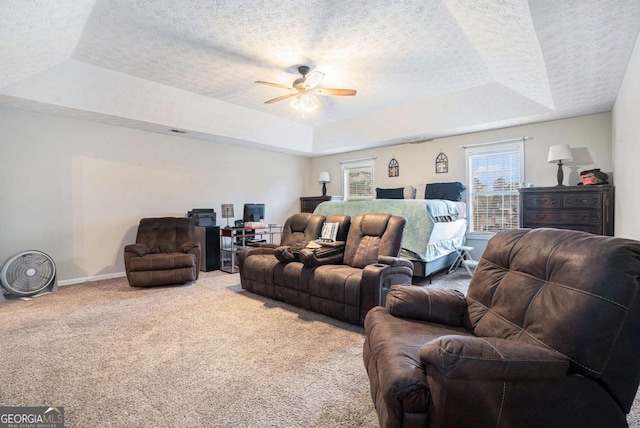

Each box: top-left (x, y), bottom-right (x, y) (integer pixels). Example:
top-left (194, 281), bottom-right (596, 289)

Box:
top-left (0, 271), bottom-right (378, 427)
top-left (1, 268), bottom-right (638, 427)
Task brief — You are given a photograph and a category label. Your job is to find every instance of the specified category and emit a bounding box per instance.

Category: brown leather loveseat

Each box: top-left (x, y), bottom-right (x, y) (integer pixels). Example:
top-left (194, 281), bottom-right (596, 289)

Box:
top-left (240, 213), bottom-right (414, 325)
top-left (363, 228), bottom-right (640, 428)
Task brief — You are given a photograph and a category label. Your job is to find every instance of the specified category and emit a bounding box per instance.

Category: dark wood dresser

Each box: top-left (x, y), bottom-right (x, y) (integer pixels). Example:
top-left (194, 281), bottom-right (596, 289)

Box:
top-left (518, 185), bottom-right (614, 236)
top-left (300, 196), bottom-right (331, 213)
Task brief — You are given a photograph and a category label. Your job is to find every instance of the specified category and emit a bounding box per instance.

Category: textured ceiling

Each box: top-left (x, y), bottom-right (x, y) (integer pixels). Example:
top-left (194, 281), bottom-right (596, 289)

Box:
top-left (1, 0), bottom-right (639, 155)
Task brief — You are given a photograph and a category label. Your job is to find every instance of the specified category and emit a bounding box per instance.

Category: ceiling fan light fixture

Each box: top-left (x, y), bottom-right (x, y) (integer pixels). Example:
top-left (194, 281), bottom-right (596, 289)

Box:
top-left (290, 93), bottom-right (319, 113)
top-left (303, 71), bottom-right (325, 89)
top-left (257, 65), bottom-right (355, 113)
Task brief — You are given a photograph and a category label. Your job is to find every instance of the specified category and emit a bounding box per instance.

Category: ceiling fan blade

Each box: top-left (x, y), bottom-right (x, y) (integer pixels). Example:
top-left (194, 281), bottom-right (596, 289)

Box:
top-left (313, 88), bottom-right (357, 96)
top-left (255, 81), bottom-right (292, 90)
top-left (264, 93), bottom-right (298, 104)
top-left (303, 71), bottom-right (325, 89)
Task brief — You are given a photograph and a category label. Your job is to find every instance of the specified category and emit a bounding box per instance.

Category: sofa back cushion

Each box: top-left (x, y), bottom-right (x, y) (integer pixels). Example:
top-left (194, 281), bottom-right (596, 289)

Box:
top-left (466, 228), bottom-right (640, 411)
top-left (280, 213), bottom-right (325, 248)
top-left (343, 213), bottom-right (406, 268)
top-left (136, 217), bottom-right (196, 253)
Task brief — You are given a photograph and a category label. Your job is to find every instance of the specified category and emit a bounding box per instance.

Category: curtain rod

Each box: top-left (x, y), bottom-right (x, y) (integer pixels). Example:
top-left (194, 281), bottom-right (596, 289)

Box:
top-left (460, 137), bottom-right (532, 149)
top-left (338, 156), bottom-right (377, 164)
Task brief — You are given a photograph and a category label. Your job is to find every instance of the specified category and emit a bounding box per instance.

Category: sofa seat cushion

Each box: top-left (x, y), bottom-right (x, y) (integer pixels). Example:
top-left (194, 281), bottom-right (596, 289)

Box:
top-left (128, 253), bottom-right (196, 272)
top-left (363, 306), bottom-right (472, 424)
top-left (310, 265), bottom-right (364, 306)
top-left (243, 254), bottom-right (279, 285)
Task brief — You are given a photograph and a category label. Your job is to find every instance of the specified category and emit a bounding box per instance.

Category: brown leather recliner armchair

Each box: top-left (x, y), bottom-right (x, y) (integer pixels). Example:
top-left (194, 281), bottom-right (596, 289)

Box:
top-left (124, 217), bottom-right (201, 287)
top-left (363, 228), bottom-right (640, 428)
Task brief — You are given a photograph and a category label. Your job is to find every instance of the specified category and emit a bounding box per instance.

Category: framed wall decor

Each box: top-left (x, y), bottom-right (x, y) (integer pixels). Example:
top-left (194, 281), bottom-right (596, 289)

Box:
top-left (436, 151), bottom-right (448, 174)
top-left (388, 158), bottom-right (399, 177)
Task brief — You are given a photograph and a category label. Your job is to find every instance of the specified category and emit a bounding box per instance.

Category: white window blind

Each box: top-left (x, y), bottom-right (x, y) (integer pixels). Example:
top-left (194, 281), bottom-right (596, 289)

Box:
top-left (466, 141), bottom-right (523, 235)
top-left (342, 159), bottom-right (374, 200)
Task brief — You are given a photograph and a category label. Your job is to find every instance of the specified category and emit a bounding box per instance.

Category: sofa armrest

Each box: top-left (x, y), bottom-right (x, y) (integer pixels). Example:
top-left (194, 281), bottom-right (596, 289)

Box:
top-left (319, 240), bottom-right (346, 249)
top-left (359, 262), bottom-right (414, 325)
top-left (273, 246), bottom-right (301, 263)
top-left (420, 335), bottom-right (569, 382)
top-left (124, 244), bottom-right (148, 257)
top-left (298, 244), bottom-right (346, 267)
top-left (378, 255), bottom-right (414, 268)
top-left (238, 247), bottom-right (275, 265)
top-left (179, 240), bottom-right (201, 253)
top-left (251, 242), bottom-right (278, 249)
top-left (243, 247), bottom-right (276, 257)
top-left (385, 285), bottom-right (467, 327)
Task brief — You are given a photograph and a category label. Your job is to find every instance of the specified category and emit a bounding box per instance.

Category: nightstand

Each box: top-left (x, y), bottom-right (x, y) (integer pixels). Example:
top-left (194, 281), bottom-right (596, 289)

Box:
top-left (300, 196), bottom-right (332, 213)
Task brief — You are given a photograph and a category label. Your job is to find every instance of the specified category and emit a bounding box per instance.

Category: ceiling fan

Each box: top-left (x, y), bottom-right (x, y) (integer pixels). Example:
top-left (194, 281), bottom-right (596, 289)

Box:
top-left (255, 65), bottom-right (356, 112)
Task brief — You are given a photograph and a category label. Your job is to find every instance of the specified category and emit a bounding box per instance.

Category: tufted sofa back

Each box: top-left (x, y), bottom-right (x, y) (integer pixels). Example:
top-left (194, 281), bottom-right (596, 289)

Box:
top-left (343, 213), bottom-right (406, 268)
top-left (136, 217), bottom-right (197, 253)
top-left (279, 213), bottom-right (325, 248)
top-left (467, 228), bottom-right (640, 412)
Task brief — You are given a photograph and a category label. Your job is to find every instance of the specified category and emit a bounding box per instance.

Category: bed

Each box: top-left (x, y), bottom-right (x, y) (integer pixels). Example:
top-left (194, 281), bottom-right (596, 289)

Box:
top-left (313, 183), bottom-right (468, 278)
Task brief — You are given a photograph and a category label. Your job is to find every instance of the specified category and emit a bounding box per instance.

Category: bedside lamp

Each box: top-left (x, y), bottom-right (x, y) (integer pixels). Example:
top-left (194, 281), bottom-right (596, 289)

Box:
top-left (547, 144), bottom-right (573, 186)
top-left (221, 204), bottom-right (234, 228)
top-left (318, 172), bottom-right (331, 196)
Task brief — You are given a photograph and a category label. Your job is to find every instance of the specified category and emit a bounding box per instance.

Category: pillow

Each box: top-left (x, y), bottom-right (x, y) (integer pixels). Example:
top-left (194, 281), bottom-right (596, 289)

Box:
top-left (425, 182), bottom-right (467, 201)
top-left (403, 185), bottom-right (417, 199)
top-left (376, 187), bottom-right (405, 199)
top-left (320, 222), bottom-right (339, 242)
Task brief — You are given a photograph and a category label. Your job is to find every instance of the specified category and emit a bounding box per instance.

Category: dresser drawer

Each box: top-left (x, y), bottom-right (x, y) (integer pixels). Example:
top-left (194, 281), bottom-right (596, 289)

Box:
top-left (523, 193), bottom-right (561, 208)
top-left (523, 210), bottom-right (602, 225)
top-left (563, 193), bottom-right (602, 208)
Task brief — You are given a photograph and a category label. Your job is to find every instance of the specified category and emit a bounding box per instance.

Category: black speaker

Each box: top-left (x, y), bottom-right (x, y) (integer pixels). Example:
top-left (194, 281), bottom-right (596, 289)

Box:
top-left (195, 226), bottom-right (221, 272)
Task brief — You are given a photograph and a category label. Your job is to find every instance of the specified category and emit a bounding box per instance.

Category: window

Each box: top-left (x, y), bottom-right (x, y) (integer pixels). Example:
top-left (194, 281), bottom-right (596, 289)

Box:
top-left (342, 159), bottom-right (374, 200)
top-left (465, 141), bottom-right (524, 236)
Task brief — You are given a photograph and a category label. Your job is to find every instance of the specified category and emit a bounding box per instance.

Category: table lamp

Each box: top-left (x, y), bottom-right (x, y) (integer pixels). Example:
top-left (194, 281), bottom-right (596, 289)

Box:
top-left (547, 144), bottom-right (573, 186)
top-left (221, 204), bottom-right (234, 228)
top-left (318, 172), bottom-right (330, 196)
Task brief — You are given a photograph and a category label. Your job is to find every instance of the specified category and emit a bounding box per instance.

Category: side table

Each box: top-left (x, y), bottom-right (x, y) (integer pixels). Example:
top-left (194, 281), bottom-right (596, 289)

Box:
top-left (448, 246), bottom-right (479, 276)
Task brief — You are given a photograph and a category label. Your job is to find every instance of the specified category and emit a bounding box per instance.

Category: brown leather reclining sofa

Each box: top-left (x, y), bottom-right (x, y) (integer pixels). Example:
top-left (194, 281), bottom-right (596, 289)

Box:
top-left (239, 212), bottom-right (414, 325)
top-left (363, 228), bottom-right (640, 428)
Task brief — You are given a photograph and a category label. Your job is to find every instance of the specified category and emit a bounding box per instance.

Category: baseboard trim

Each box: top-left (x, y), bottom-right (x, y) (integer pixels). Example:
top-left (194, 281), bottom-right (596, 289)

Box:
top-left (58, 272), bottom-right (126, 287)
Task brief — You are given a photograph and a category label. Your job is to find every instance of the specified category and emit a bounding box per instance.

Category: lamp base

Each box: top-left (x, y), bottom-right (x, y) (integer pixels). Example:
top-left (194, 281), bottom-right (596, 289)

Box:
top-left (555, 161), bottom-right (565, 186)
top-left (322, 182), bottom-right (327, 196)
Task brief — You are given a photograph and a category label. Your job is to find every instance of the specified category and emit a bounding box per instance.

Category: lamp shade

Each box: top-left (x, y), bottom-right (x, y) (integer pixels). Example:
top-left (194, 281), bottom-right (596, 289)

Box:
top-left (547, 144), bottom-right (573, 163)
top-left (221, 204), bottom-right (234, 218)
top-left (318, 172), bottom-right (331, 183)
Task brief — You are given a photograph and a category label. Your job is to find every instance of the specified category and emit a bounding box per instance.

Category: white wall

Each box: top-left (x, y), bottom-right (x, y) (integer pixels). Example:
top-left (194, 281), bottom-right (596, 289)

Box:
top-left (309, 113), bottom-right (612, 198)
top-left (0, 107), bottom-right (310, 282)
top-left (612, 32), bottom-right (640, 240)
top-left (309, 113), bottom-right (612, 255)
top-left (0, 103), bottom-right (620, 284)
